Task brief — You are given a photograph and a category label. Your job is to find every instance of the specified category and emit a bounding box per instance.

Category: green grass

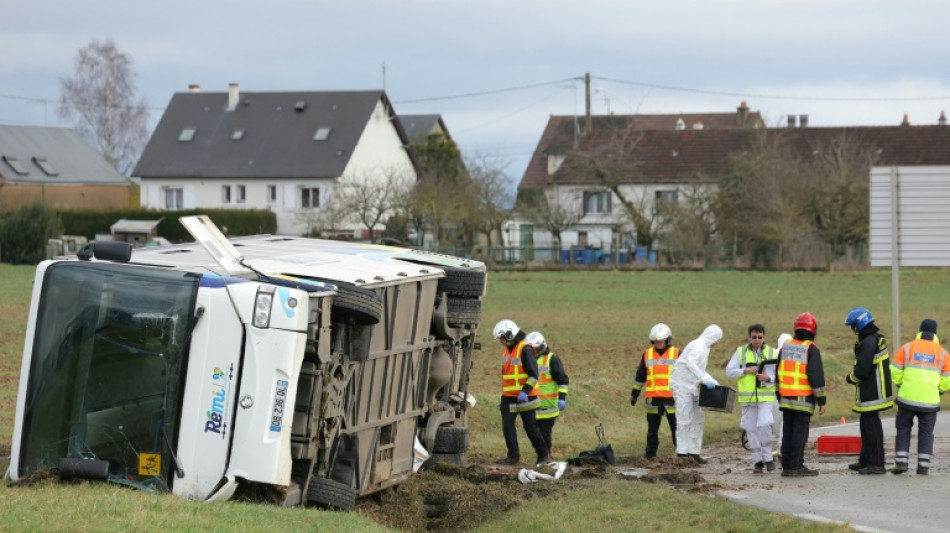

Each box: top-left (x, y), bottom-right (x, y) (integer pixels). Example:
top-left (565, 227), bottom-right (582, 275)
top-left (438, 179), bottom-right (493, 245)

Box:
top-left (3, 267), bottom-right (950, 532)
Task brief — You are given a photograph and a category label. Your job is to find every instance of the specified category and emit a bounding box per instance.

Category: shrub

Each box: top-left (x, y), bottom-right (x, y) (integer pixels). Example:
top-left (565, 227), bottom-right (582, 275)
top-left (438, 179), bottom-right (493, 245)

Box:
top-left (0, 204), bottom-right (64, 264)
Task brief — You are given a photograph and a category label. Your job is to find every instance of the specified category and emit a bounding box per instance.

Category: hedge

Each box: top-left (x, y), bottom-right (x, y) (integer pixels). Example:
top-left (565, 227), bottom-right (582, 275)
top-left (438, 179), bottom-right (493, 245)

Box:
top-left (57, 208), bottom-right (277, 242)
top-left (0, 204), bottom-right (64, 264)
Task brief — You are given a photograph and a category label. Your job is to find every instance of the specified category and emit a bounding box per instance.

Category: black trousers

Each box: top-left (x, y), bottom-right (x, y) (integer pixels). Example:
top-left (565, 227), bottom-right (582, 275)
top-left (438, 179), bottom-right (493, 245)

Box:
top-left (859, 410), bottom-right (886, 467)
top-left (645, 406), bottom-right (677, 457)
top-left (501, 403), bottom-right (548, 461)
top-left (895, 407), bottom-right (938, 469)
top-left (780, 409), bottom-right (812, 470)
top-left (537, 416), bottom-right (556, 454)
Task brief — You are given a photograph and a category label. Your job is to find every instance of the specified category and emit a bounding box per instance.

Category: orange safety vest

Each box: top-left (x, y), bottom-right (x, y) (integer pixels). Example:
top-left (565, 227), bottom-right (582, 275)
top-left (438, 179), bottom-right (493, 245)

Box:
top-left (644, 346), bottom-right (679, 399)
top-left (502, 341), bottom-right (539, 397)
top-left (778, 339), bottom-right (814, 396)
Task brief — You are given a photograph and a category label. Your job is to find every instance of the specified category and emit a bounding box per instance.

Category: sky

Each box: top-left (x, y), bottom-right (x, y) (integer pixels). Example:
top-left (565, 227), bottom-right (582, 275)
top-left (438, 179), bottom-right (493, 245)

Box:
top-left (2, 1), bottom-right (949, 186)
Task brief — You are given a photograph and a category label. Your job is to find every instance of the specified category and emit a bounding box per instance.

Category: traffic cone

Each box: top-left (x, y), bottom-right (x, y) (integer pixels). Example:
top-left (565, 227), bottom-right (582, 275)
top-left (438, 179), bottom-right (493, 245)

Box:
top-left (840, 416), bottom-right (846, 425)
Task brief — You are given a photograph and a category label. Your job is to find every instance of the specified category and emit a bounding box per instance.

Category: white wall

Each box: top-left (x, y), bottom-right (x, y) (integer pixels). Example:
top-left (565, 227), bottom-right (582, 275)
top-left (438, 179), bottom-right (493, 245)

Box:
top-left (870, 165), bottom-right (950, 267)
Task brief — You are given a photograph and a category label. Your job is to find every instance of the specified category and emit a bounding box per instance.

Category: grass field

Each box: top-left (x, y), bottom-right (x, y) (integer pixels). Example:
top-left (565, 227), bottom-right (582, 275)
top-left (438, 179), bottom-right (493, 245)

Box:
top-left (4, 264), bottom-right (949, 532)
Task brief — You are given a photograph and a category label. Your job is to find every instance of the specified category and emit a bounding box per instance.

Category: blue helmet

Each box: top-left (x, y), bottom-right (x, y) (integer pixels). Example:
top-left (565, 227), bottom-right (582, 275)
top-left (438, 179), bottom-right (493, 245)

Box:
top-left (845, 307), bottom-right (874, 332)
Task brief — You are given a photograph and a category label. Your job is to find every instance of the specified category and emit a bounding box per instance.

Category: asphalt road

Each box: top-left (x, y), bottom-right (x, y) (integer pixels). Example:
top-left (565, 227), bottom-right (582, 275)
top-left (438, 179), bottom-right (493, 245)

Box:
top-left (709, 411), bottom-right (950, 533)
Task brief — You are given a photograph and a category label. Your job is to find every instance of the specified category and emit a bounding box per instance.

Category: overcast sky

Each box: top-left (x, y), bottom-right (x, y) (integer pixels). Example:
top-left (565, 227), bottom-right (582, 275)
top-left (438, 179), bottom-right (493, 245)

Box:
top-left (2, 1), bottom-right (948, 184)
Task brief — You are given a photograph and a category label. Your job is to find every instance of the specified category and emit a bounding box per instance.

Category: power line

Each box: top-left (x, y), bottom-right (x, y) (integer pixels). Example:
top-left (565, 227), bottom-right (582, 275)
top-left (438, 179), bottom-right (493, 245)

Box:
top-left (393, 78), bottom-right (579, 105)
top-left (0, 92), bottom-right (166, 111)
top-left (593, 76), bottom-right (950, 103)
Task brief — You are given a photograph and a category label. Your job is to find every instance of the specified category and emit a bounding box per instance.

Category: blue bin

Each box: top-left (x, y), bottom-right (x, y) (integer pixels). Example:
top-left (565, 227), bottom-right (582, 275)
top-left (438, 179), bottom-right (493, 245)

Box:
top-left (636, 247), bottom-right (647, 261)
top-left (618, 252), bottom-right (628, 264)
top-left (649, 251), bottom-right (657, 265)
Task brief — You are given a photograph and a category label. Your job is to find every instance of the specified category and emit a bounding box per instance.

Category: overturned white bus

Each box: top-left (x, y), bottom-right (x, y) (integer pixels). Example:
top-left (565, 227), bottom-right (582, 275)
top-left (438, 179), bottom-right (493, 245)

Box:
top-left (7, 216), bottom-right (484, 511)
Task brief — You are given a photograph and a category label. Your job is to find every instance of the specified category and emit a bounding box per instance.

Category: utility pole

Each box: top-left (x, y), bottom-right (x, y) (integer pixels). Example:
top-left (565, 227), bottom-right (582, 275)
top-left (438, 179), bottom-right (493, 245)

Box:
top-left (585, 72), bottom-right (592, 134)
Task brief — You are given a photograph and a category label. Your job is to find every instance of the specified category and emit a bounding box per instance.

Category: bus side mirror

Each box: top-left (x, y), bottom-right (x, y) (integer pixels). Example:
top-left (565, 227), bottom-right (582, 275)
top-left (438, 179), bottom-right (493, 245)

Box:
top-left (77, 241), bottom-right (133, 262)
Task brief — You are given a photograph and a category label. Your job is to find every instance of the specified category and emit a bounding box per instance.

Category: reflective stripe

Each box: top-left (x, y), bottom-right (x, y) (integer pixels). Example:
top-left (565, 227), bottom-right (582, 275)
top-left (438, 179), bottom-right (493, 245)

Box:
top-left (778, 395), bottom-right (816, 414)
top-left (508, 398), bottom-right (540, 412)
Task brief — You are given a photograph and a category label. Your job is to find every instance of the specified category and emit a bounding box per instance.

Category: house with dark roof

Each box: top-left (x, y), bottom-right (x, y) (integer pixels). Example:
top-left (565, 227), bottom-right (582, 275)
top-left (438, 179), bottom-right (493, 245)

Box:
top-left (134, 84), bottom-right (418, 235)
top-left (516, 103), bottom-right (950, 258)
top-left (0, 125), bottom-right (129, 211)
top-left (398, 114), bottom-right (452, 145)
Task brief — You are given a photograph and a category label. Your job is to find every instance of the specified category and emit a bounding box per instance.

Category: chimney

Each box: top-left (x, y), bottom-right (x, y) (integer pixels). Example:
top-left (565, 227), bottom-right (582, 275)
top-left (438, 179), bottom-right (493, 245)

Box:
top-left (799, 114), bottom-right (809, 127)
top-left (188, 84), bottom-right (201, 93)
top-left (788, 115), bottom-right (797, 128)
top-left (736, 101), bottom-right (750, 125)
top-left (692, 119), bottom-right (704, 130)
top-left (939, 111), bottom-right (947, 126)
top-left (901, 113), bottom-right (910, 126)
top-left (227, 83), bottom-right (239, 111)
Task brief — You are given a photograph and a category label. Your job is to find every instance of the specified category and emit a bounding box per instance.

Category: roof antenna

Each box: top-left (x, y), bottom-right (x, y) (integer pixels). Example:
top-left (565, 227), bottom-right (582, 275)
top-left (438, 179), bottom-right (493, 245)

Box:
top-left (382, 61), bottom-right (386, 91)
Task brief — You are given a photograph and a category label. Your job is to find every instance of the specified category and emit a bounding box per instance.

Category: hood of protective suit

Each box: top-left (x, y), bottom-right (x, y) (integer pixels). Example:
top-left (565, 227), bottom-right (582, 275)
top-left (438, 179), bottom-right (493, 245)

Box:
top-left (670, 324), bottom-right (723, 389)
top-left (698, 325), bottom-right (723, 346)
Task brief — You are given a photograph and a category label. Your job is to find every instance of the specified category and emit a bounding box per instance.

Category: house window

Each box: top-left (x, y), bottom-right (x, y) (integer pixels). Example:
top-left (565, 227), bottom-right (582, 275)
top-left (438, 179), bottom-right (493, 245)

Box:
top-left (236, 185), bottom-right (246, 204)
top-left (656, 190), bottom-right (679, 205)
top-left (267, 185), bottom-right (277, 203)
top-left (164, 187), bottom-right (183, 209)
top-left (222, 185), bottom-right (232, 204)
top-left (301, 187), bottom-right (319, 208)
top-left (583, 191), bottom-right (611, 215)
top-left (313, 127), bottom-right (332, 141)
top-left (178, 127), bottom-right (196, 142)
top-left (578, 231), bottom-right (589, 247)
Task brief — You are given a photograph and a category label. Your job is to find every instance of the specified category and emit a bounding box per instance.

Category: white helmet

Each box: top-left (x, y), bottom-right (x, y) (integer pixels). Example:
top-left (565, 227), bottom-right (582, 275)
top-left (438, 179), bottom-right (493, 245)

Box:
top-left (649, 323), bottom-right (672, 342)
top-left (525, 331), bottom-right (545, 349)
top-left (493, 319), bottom-right (519, 342)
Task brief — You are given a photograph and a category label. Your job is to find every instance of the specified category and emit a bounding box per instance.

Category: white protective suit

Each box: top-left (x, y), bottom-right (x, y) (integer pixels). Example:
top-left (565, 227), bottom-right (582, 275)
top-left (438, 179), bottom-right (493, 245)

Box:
top-left (772, 333), bottom-right (792, 446)
top-left (671, 325), bottom-right (723, 455)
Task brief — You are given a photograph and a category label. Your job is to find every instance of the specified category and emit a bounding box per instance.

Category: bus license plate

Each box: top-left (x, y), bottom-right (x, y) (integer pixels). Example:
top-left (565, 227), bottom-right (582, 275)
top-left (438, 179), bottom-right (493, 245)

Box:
top-left (270, 379), bottom-right (289, 432)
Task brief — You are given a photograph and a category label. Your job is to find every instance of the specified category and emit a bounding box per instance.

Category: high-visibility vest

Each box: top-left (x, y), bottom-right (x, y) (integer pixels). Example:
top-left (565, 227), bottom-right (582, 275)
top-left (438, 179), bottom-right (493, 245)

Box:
top-left (536, 352), bottom-right (563, 420)
top-left (502, 341), bottom-right (539, 412)
top-left (778, 339), bottom-right (817, 413)
top-left (643, 346), bottom-right (679, 399)
top-left (892, 338), bottom-right (950, 411)
top-left (850, 334), bottom-right (894, 412)
top-left (736, 344), bottom-right (776, 404)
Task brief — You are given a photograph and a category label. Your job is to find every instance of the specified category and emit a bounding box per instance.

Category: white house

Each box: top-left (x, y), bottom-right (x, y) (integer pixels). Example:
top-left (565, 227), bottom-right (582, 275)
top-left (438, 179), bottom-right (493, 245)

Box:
top-left (134, 84), bottom-right (418, 236)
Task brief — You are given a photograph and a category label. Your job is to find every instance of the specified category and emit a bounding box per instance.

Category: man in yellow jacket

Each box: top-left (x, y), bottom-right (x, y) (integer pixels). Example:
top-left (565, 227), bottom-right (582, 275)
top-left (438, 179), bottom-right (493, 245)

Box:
top-left (890, 319), bottom-right (950, 475)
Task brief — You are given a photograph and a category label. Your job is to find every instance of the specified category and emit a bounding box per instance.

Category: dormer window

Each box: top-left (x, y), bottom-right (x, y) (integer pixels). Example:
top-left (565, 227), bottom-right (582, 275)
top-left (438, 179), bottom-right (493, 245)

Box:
top-left (313, 127), bottom-right (332, 141)
top-left (178, 127), bottom-right (196, 142)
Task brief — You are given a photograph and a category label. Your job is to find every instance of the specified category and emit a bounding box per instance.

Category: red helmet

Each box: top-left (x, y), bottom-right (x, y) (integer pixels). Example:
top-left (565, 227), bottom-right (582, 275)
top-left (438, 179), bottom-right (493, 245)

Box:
top-left (794, 312), bottom-right (817, 334)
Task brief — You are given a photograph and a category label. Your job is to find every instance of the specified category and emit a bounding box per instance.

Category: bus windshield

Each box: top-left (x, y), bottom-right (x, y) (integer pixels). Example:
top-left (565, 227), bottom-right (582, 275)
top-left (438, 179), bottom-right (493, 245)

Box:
top-left (18, 262), bottom-right (199, 491)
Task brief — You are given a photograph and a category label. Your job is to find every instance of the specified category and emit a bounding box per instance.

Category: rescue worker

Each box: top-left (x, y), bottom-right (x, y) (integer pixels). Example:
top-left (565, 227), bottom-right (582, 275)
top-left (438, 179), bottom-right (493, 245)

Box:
top-left (630, 323), bottom-right (679, 460)
top-left (772, 332), bottom-right (792, 457)
top-left (526, 331), bottom-right (570, 458)
top-left (777, 312), bottom-right (827, 477)
top-left (493, 319), bottom-right (550, 465)
top-left (670, 324), bottom-right (723, 464)
top-left (843, 307), bottom-right (894, 475)
top-left (726, 324), bottom-right (777, 473)
top-left (890, 319), bottom-right (950, 475)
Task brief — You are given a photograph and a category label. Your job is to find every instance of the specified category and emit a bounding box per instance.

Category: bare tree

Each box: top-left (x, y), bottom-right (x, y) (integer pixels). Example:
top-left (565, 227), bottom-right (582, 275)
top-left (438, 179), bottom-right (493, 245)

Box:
top-left (467, 154), bottom-right (514, 248)
top-left (518, 186), bottom-right (583, 252)
top-left (59, 39), bottom-right (149, 176)
top-left (336, 168), bottom-right (414, 243)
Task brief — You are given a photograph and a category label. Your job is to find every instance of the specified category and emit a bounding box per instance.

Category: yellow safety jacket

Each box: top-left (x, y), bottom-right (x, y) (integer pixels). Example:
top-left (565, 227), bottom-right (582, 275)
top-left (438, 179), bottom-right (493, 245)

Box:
top-left (892, 337), bottom-right (950, 411)
top-left (536, 352), bottom-right (566, 420)
top-left (736, 344), bottom-right (777, 404)
top-left (502, 341), bottom-right (539, 412)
